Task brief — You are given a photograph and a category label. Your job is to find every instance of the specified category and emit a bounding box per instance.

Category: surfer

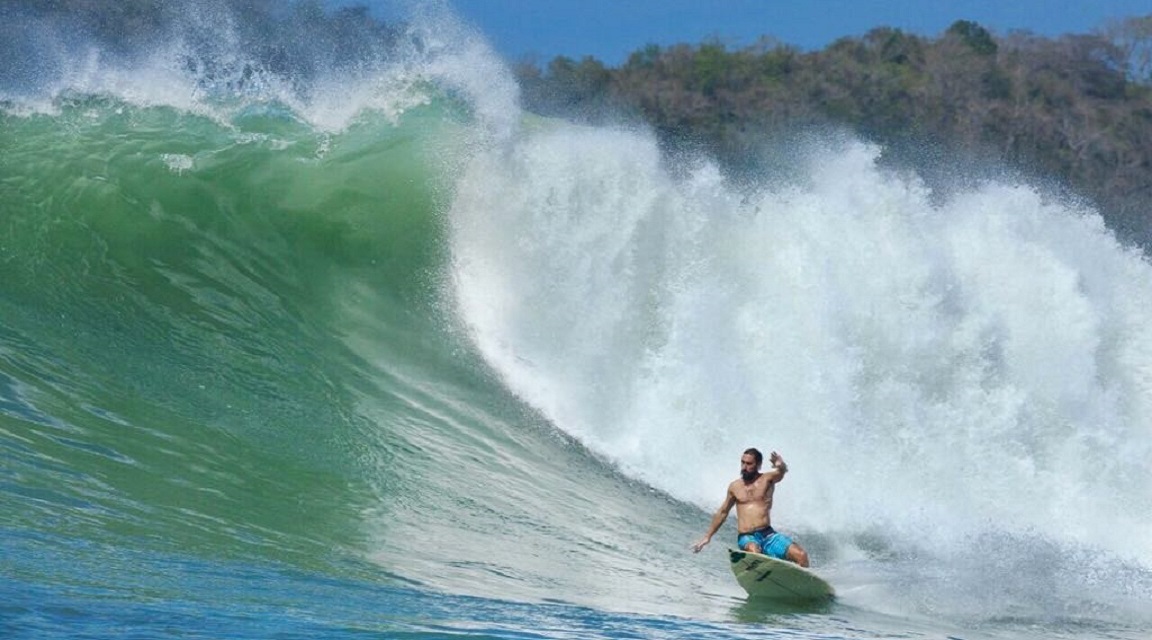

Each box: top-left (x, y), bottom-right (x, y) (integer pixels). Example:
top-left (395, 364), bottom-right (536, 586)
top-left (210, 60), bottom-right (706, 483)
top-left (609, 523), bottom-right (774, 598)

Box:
top-left (691, 447), bottom-right (810, 567)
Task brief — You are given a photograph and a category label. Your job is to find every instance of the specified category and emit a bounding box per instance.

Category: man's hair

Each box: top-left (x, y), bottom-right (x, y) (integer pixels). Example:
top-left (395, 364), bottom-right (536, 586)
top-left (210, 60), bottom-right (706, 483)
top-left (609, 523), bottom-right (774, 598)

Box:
top-left (744, 447), bottom-right (763, 466)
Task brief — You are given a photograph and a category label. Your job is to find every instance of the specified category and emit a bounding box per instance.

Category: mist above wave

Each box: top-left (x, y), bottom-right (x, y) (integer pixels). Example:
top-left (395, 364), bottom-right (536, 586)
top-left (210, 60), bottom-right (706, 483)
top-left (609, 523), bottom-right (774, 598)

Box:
top-left (0, 0), bottom-right (518, 135)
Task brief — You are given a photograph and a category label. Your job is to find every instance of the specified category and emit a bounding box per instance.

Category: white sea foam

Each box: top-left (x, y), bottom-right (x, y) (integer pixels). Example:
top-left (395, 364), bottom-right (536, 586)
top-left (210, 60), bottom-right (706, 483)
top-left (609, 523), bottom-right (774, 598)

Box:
top-left (0, 1), bottom-right (514, 136)
top-left (449, 120), bottom-right (1152, 587)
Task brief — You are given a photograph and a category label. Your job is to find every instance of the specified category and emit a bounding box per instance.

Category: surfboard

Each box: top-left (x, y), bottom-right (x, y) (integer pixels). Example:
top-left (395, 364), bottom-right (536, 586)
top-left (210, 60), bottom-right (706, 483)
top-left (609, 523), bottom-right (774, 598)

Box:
top-left (728, 548), bottom-right (835, 602)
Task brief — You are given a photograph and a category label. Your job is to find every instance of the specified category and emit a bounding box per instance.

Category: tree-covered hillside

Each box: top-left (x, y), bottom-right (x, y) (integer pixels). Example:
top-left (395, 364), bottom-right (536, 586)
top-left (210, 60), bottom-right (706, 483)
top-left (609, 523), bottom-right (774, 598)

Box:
top-left (516, 18), bottom-right (1152, 246)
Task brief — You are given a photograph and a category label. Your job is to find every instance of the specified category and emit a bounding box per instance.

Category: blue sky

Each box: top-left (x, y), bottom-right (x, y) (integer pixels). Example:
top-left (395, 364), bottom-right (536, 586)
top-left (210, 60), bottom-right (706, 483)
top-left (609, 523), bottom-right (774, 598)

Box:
top-left (446, 0), bottom-right (1152, 65)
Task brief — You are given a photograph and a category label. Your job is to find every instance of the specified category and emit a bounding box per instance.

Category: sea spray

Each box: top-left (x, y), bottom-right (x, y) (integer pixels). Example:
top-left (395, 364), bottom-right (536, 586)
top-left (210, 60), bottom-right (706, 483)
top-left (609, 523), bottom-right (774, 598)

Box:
top-left (0, 0), bottom-right (515, 137)
top-left (448, 124), bottom-right (1152, 619)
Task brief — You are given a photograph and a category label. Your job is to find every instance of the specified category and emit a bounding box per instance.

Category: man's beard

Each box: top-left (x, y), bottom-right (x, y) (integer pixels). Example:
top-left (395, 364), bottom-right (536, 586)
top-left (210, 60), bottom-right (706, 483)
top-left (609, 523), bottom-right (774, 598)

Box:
top-left (741, 470), bottom-right (759, 482)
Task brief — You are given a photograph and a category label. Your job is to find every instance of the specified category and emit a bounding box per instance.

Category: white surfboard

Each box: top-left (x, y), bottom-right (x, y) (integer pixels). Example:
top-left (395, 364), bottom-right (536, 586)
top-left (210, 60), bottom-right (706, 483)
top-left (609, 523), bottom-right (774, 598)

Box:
top-left (728, 548), bottom-right (835, 602)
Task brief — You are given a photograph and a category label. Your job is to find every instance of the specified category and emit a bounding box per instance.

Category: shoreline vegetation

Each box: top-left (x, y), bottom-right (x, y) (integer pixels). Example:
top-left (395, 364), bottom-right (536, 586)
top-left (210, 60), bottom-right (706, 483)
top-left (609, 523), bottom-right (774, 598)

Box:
top-left (515, 18), bottom-right (1152, 248)
top-left (8, 2), bottom-right (1151, 246)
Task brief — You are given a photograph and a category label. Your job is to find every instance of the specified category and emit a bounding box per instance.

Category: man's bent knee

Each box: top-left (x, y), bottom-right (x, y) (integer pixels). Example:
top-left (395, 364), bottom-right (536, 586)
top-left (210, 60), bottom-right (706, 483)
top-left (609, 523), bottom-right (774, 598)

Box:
top-left (787, 544), bottom-right (809, 568)
top-left (744, 542), bottom-right (763, 554)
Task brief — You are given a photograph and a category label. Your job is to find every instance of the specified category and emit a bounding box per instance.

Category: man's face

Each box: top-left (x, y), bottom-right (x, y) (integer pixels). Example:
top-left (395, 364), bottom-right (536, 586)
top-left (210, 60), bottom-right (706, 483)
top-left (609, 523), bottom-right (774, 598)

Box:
top-left (741, 454), bottom-right (760, 481)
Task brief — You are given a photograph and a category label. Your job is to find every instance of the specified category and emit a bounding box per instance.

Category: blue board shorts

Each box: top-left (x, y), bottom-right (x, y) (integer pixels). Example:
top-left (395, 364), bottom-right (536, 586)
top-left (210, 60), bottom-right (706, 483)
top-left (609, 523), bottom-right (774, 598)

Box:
top-left (737, 526), bottom-right (793, 559)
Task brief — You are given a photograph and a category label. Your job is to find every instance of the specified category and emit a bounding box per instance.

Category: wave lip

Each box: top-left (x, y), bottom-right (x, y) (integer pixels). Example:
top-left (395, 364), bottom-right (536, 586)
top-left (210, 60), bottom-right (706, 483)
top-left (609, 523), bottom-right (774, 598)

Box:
top-left (0, 0), bottom-right (519, 136)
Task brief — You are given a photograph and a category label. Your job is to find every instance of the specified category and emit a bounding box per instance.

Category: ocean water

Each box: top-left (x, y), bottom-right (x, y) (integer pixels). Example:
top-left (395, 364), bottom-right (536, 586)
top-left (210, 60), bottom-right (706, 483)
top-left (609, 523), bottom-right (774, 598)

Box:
top-left (2, 3), bottom-right (1151, 639)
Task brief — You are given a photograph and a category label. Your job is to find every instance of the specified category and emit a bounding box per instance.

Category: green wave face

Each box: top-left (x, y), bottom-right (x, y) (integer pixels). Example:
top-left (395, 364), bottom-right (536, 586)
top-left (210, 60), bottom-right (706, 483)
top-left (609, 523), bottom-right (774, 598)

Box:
top-left (0, 98), bottom-right (466, 570)
top-left (1, 95), bottom-right (710, 614)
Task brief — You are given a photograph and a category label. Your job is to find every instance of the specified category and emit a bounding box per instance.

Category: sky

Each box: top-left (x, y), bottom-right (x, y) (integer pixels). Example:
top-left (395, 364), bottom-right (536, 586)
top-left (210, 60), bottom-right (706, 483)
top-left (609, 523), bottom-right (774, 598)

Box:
top-left (445, 0), bottom-right (1152, 65)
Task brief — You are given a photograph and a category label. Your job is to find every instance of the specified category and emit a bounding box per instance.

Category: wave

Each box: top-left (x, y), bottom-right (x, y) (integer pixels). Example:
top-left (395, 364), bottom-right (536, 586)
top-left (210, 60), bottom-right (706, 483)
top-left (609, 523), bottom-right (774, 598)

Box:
top-left (2, 0), bottom-right (1151, 633)
top-left (448, 123), bottom-right (1152, 622)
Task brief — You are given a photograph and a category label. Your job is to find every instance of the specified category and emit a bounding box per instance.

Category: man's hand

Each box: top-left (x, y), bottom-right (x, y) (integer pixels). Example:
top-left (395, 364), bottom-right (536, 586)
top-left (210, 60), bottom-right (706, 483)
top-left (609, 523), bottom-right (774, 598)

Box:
top-left (691, 536), bottom-right (710, 553)
top-left (770, 451), bottom-right (787, 470)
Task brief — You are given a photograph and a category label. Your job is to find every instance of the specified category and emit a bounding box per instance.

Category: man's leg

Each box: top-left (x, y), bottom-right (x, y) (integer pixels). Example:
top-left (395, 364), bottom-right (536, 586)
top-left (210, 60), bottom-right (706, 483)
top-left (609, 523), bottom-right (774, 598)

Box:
top-left (738, 531), bottom-right (765, 554)
top-left (785, 542), bottom-right (810, 568)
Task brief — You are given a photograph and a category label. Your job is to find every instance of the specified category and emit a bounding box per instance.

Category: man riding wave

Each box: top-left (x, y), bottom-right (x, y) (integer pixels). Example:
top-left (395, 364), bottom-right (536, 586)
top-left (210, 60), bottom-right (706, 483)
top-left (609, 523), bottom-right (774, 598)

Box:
top-left (691, 447), bottom-right (809, 567)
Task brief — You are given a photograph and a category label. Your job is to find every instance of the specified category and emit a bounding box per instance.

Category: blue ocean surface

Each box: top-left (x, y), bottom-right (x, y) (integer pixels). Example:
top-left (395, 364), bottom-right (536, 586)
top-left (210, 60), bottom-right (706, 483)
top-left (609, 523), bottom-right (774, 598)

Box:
top-left (2, 530), bottom-right (896, 640)
top-left (3, 2), bottom-right (1152, 639)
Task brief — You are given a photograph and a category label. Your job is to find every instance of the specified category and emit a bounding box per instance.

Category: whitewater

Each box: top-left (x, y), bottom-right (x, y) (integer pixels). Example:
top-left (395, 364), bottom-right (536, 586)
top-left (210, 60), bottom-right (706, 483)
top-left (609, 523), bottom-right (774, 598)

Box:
top-left (2, 2), bottom-right (1151, 639)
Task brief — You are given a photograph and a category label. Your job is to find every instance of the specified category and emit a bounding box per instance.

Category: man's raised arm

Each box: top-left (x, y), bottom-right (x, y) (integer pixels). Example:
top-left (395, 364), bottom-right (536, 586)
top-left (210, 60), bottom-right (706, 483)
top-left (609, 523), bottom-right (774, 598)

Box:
top-left (767, 451), bottom-right (788, 482)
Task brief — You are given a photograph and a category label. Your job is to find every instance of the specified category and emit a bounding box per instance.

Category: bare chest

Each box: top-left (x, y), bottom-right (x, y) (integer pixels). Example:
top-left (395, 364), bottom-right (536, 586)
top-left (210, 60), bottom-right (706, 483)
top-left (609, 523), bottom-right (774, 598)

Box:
top-left (733, 478), bottom-right (775, 504)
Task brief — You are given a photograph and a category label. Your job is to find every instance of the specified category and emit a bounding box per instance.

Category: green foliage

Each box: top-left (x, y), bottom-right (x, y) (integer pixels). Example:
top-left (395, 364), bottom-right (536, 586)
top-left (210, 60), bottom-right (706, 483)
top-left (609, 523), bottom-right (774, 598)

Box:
top-left (946, 20), bottom-right (998, 55)
top-left (627, 44), bottom-right (663, 69)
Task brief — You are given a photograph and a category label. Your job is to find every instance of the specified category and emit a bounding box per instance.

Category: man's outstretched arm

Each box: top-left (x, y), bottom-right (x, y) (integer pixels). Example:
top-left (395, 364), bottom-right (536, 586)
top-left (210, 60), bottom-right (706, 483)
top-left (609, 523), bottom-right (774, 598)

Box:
top-left (692, 491), bottom-right (735, 553)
